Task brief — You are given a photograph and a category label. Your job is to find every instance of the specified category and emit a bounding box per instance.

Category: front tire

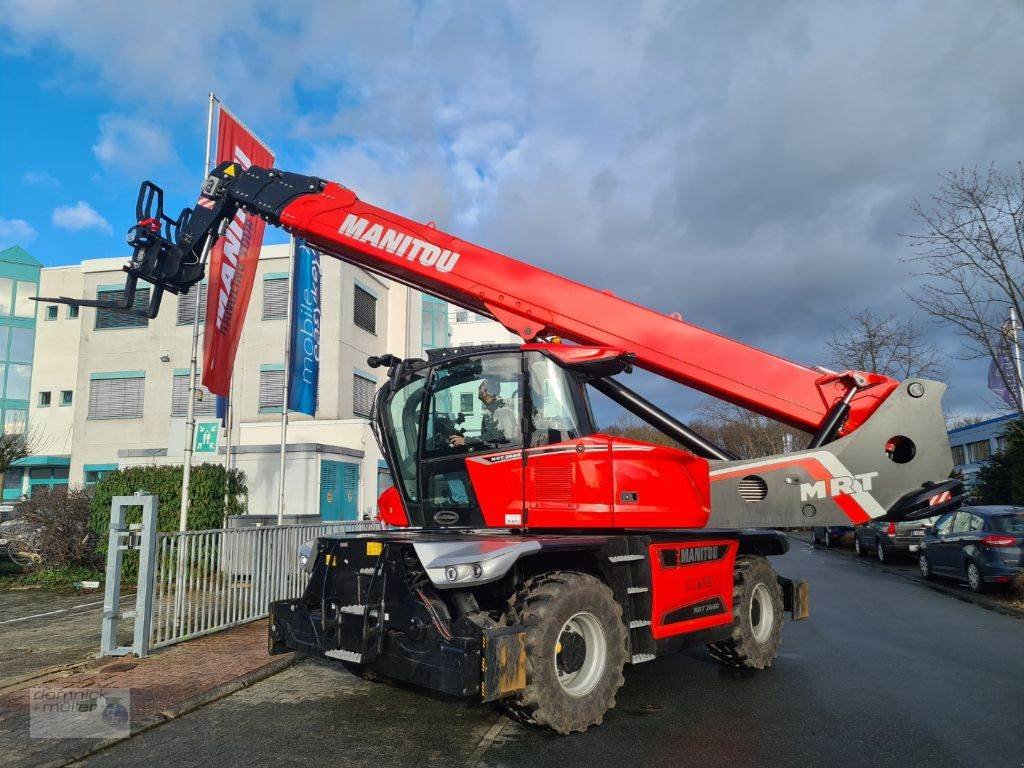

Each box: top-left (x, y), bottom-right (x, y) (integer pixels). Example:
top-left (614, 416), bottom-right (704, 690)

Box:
top-left (824, 529), bottom-right (833, 548)
top-left (854, 535), bottom-right (867, 557)
top-left (708, 556), bottom-right (783, 670)
top-left (503, 571), bottom-right (627, 734)
top-left (876, 541), bottom-right (888, 564)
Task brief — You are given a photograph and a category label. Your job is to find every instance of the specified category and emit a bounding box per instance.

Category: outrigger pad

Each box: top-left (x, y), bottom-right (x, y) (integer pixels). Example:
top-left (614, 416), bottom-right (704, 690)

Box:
top-left (777, 576), bottom-right (810, 621)
top-left (481, 626), bottom-right (528, 702)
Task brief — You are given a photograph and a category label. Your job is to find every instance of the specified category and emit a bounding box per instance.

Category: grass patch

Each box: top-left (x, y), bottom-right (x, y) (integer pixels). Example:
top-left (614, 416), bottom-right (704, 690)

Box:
top-left (15, 565), bottom-right (105, 591)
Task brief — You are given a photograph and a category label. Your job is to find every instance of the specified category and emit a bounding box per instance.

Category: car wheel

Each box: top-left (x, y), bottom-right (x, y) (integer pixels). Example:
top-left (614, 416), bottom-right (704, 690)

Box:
top-left (854, 536), bottom-right (866, 557)
top-left (918, 553), bottom-right (932, 579)
top-left (876, 541), bottom-right (887, 564)
top-left (966, 561), bottom-right (985, 593)
top-left (824, 530), bottom-right (832, 548)
top-left (811, 531), bottom-right (820, 545)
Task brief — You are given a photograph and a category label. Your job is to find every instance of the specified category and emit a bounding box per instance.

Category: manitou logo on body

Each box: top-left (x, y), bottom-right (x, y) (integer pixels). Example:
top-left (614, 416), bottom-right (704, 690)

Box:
top-left (339, 214), bottom-right (460, 274)
top-left (799, 472), bottom-right (879, 502)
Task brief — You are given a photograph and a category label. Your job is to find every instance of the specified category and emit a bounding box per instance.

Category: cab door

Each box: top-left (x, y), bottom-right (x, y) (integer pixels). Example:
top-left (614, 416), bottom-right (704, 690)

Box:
top-left (524, 352), bottom-right (613, 527)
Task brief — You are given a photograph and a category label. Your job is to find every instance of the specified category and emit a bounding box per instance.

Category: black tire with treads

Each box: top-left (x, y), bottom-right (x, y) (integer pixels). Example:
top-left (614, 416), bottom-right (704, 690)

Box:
top-left (501, 571), bottom-right (628, 734)
top-left (707, 555), bottom-right (783, 670)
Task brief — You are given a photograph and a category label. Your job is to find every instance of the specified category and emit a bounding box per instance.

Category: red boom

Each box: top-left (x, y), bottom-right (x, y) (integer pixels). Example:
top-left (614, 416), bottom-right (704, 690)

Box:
top-left (277, 182), bottom-right (897, 434)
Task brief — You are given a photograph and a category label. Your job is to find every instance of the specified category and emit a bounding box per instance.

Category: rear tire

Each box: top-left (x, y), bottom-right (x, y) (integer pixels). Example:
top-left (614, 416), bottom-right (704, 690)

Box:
top-left (918, 553), bottom-right (933, 580)
top-left (502, 571), bottom-right (628, 734)
top-left (708, 556), bottom-right (783, 670)
top-left (966, 561), bottom-right (985, 593)
top-left (854, 535), bottom-right (867, 557)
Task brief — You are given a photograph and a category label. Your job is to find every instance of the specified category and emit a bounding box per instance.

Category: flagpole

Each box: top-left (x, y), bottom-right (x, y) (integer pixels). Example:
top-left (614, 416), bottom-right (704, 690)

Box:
top-left (277, 236), bottom-right (296, 524)
top-left (179, 90), bottom-right (218, 532)
top-left (1011, 308), bottom-right (1024, 415)
top-left (222, 375), bottom-right (234, 525)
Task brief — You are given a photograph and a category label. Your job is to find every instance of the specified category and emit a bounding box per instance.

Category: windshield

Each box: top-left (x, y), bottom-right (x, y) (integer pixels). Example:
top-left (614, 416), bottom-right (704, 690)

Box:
top-left (990, 514), bottom-right (1024, 534)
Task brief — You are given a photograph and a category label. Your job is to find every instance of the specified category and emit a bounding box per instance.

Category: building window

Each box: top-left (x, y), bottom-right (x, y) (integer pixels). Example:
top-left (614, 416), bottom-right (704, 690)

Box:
top-left (5, 364), bottom-right (31, 400)
top-left (14, 281), bottom-right (36, 317)
top-left (459, 392), bottom-right (474, 413)
top-left (353, 285), bottom-right (377, 334)
top-left (68, 305), bottom-right (79, 319)
top-left (0, 277), bottom-right (12, 315)
top-left (38, 391), bottom-right (51, 407)
top-left (171, 374), bottom-right (217, 417)
top-left (421, 296), bottom-right (449, 352)
top-left (84, 465), bottom-right (116, 487)
top-left (3, 467), bottom-right (23, 495)
top-left (455, 310), bottom-right (468, 323)
top-left (951, 444), bottom-right (966, 466)
top-left (3, 409), bottom-right (26, 434)
top-left (353, 373), bottom-right (376, 417)
top-left (996, 435), bottom-right (1008, 454)
top-left (95, 287), bottom-right (151, 329)
top-left (87, 374), bottom-right (145, 419)
top-left (28, 466), bottom-right (70, 496)
top-left (258, 368), bottom-right (285, 412)
top-left (8, 327), bottom-right (34, 362)
top-left (262, 277), bottom-right (289, 320)
top-left (176, 288), bottom-right (207, 325)
top-left (60, 390), bottom-right (73, 406)
top-left (45, 305), bottom-right (58, 320)
top-left (967, 439), bottom-right (992, 463)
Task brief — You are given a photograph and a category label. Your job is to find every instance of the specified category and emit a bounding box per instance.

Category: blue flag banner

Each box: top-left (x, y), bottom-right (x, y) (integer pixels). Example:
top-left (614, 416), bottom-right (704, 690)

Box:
top-left (216, 394), bottom-right (229, 427)
top-left (988, 316), bottom-right (1019, 408)
top-left (287, 241), bottom-right (321, 415)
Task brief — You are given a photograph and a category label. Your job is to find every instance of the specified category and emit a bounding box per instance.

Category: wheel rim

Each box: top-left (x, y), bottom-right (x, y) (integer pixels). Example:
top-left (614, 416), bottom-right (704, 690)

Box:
top-left (825, 531), bottom-right (831, 547)
top-left (968, 564), bottom-right (980, 590)
top-left (855, 537), bottom-right (861, 554)
top-left (877, 543), bottom-right (885, 562)
top-left (554, 611), bottom-right (606, 697)
top-left (919, 555), bottom-right (928, 577)
top-left (749, 583), bottom-right (775, 644)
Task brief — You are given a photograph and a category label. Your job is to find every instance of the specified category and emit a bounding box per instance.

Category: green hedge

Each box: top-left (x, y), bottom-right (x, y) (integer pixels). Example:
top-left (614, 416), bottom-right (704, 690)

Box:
top-left (89, 464), bottom-right (247, 580)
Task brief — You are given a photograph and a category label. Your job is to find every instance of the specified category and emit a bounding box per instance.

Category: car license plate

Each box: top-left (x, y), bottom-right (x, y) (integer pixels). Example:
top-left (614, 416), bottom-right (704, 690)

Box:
top-left (909, 544), bottom-right (919, 552)
top-left (912, 530), bottom-right (924, 536)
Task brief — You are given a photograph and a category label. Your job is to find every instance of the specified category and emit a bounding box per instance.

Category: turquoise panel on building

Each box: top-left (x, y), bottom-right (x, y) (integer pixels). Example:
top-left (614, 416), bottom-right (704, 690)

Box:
top-left (0, 246), bottom-right (41, 436)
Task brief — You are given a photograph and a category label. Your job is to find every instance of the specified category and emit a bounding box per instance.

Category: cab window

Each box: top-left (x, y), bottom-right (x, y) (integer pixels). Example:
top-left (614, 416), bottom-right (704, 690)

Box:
top-left (526, 352), bottom-right (586, 447)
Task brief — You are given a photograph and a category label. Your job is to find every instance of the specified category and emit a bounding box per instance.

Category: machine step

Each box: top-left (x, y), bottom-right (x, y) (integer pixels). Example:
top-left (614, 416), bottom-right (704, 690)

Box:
top-left (608, 554), bottom-right (645, 563)
top-left (358, 568), bottom-right (376, 576)
top-left (325, 649), bottom-right (362, 663)
top-left (626, 586), bottom-right (649, 594)
top-left (631, 653), bottom-right (656, 664)
top-left (629, 619), bottom-right (652, 629)
top-left (339, 604), bottom-right (366, 615)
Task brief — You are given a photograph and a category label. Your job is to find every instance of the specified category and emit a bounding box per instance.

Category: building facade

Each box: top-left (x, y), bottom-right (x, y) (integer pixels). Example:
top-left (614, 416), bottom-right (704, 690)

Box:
top-left (11, 243), bottom-right (426, 520)
top-left (947, 414), bottom-right (1016, 484)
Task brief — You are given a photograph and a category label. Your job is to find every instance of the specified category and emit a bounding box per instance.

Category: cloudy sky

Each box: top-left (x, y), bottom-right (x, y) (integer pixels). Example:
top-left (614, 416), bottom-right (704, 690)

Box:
top-left (2, 0), bottom-right (1023, 420)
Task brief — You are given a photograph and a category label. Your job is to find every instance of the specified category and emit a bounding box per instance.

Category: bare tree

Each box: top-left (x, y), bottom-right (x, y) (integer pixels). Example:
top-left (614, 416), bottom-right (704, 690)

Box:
top-left (826, 309), bottom-right (945, 380)
top-left (691, 400), bottom-right (809, 459)
top-left (906, 165), bottom-right (1024, 413)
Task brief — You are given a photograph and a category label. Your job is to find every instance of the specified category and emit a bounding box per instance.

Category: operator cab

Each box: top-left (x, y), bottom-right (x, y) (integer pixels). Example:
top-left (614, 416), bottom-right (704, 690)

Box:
top-left (370, 344), bottom-right (711, 530)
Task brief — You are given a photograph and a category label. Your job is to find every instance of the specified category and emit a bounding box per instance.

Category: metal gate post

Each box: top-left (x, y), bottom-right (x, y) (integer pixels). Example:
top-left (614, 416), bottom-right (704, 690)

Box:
top-left (132, 495), bottom-right (159, 657)
top-left (99, 494), bottom-right (158, 658)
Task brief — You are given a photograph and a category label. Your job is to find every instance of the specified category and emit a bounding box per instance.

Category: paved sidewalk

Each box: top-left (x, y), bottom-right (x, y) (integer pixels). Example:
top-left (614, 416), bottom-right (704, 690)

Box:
top-left (0, 620), bottom-right (293, 768)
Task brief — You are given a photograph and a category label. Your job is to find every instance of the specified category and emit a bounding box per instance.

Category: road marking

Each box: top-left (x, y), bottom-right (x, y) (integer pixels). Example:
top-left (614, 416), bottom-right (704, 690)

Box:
top-left (0, 595), bottom-right (132, 626)
top-left (465, 714), bottom-right (510, 766)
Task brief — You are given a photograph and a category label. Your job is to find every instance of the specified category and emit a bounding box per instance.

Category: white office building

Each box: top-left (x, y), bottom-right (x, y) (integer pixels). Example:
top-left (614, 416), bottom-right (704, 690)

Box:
top-left (12, 243), bottom-right (430, 521)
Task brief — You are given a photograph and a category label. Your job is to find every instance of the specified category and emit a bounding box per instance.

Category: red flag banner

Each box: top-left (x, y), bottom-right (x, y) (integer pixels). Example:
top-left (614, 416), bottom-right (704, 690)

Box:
top-left (202, 106), bottom-right (274, 396)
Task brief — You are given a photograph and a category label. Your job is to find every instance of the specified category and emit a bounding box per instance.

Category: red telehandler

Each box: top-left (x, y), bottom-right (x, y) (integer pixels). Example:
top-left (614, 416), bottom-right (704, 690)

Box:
top-left (40, 162), bottom-right (960, 733)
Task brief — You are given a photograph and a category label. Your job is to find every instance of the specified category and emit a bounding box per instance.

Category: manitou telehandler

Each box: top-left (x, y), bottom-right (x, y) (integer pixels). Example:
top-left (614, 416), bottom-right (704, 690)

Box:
top-left (41, 162), bottom-right (961, 733)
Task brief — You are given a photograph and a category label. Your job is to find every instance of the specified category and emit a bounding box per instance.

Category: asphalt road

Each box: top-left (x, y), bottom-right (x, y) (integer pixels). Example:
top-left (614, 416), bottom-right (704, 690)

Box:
top-left (0, 588), bottom-right (133, 688)
top-left (78, 539), bottom-right (1024, 768)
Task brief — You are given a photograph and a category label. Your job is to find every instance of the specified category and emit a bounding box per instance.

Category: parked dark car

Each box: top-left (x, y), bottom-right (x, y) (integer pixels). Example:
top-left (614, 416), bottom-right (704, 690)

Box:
top-left (917, 506), bottom-right (1024, 593)
top-left (853, 517), bottom-right (937, 563)
top-left (811, 526), bottom-right (854, 548)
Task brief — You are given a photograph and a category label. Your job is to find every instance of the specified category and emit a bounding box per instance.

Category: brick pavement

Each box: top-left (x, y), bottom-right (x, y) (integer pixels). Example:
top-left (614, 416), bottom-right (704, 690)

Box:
top-left (0, 620), bottom-right (293, 768)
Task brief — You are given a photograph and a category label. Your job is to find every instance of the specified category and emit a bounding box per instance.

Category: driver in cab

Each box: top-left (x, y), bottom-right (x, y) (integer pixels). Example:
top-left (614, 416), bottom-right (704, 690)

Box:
top-left (447, 376), bottom-right (519, 448)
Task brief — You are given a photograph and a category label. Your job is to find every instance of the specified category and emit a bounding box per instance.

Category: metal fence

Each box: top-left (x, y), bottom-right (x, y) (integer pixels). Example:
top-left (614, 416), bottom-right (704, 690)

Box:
top-left (149, 520), bottom-right (382, 650)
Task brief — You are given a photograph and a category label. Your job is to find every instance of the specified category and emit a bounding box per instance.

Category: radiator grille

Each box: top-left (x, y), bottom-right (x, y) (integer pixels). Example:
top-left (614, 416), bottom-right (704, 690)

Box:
top-left (532, 465), bottom-right (573, 504)
top-left (738, 475), bottom-right (768, 503)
